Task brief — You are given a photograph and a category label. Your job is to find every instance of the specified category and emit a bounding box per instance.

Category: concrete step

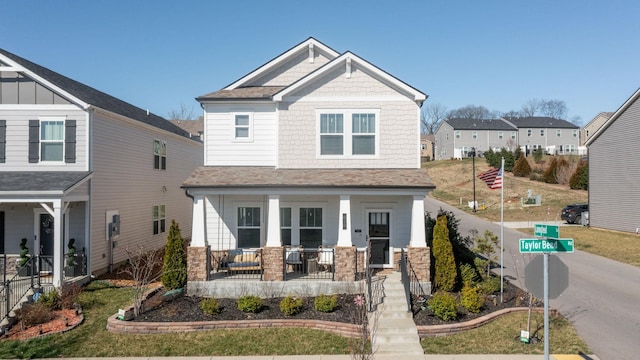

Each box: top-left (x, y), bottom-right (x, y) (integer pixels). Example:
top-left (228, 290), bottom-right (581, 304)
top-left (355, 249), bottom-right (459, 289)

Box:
top-left (376, 310), bottom-right (412, 319)
top-left (374, 333), bottom-right (421, 344)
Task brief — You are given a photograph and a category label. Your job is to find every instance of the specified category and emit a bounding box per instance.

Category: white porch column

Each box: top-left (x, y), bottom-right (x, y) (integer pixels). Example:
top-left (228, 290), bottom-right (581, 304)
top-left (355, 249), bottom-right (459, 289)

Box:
top-left (191, 194), bottom-right (206, 247)
top-left (409, 195), bottom-right (427, 247)
top-left (337, 195), bottom-right (352, 247)
top-left (52, 199), bottom-right (63, 288)
top-left (265, 194), bottom-right (281, 247)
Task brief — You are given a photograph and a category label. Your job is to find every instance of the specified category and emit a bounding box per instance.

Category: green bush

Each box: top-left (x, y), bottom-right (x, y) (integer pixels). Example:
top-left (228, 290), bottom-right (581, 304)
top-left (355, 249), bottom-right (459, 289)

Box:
top-left (433, 215), bottom-right (457, 291)
top-left (200, 298), bottom-right (221, 315)
top-left (473, 258), bottom-right (488, 279)
top-left (161, 220), bottom-right (187, 290)
top-left (460, 285), bottom-right (483, 313)
top-left (314, 294), bottom-right (338, 312)
top-left (512, 154), bottom-right (532, 177)
top-left (569, 162), bottom-right (588, 190)
top-left (280, 296), bottom-right (304, 316)
top-left (460, 263), bottom-right (479, 287)
top-left (237, 295), bottom-right (263, 313)
top-left (542, 157), bottom-right (559, 183)
top-left (38, 289), bottom-right (61, 310)
top-left (427, 292), bottom-right (458, 321)
top-left (19, 238), bottom-right (30, 267)
top-left (533, 147), bottom-right (544, 163)
top-left (478, 276), bottom-right (501, 295)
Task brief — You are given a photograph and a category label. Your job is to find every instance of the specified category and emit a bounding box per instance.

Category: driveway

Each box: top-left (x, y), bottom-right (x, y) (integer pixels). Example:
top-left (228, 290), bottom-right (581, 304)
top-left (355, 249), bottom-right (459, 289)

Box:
top-left (424, 196), bottom-right (640, 360)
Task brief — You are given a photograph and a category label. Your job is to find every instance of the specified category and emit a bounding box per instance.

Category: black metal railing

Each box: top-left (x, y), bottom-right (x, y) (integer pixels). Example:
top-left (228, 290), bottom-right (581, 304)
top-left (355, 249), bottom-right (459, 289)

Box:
top-left (2, 256), bottom-right (37, 323)
top-left (399, 249), bottom-right (428, 313)
top-left (63, 252), bottom-right (88, 279)
top-left (284, 248), bottom-right (334, 281)
top-left (210, 249), bottom-right (263, 280)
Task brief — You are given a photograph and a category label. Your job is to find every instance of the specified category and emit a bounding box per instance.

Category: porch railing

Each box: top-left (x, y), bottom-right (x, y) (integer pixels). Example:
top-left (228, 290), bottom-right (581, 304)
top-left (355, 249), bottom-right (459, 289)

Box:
top-left (2, 255), bottom-right (53, 324)
top-left (284, 248), bottom-right (334, 281)
top-left (210, 249), bottom-right (263, 280)
top-left (399, 248), bottom-right (428, 313)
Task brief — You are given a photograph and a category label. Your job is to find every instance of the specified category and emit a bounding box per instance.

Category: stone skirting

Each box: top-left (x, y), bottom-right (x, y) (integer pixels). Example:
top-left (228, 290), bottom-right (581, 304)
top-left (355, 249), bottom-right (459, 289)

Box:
top-left (262, 247), bottom-right (284, 281)
top-left (334, 247), bottom-right (356, 281)
top-left (407, 246), bottom-right (430, 283)
top-left (187, 247), bottom-right (209, 281)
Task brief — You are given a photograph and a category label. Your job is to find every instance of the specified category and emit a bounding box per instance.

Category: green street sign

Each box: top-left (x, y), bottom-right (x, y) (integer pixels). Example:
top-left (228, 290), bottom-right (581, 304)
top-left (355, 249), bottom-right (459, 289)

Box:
top-left (520, 238), bottom-right (574, 253)
top-left (534, 223), bottom-right (559, 238)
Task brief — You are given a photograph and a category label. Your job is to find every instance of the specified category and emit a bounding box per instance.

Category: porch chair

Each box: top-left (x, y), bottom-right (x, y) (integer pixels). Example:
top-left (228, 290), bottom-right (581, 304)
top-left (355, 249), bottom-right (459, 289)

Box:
top-left (317, 247), bottom-right (334, 272)
top-left (285, 248), bottom-right (303, 271)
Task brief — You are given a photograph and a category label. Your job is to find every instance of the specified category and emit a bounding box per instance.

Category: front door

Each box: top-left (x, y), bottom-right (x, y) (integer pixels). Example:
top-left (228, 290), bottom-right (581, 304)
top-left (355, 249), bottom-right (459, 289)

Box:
top-left (39, 214), bottom-right (54, 256)
top-left (367, 211), bottom-right (390, 267)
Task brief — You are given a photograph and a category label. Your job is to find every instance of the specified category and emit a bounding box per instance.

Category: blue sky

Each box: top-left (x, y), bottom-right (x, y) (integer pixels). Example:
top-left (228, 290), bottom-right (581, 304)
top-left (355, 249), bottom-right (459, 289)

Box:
top-left (2, 0), bottom-right (639, 124)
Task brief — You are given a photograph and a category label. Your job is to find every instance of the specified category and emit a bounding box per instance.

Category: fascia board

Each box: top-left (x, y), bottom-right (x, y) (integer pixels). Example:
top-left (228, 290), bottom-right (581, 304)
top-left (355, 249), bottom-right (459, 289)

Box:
top-left (585, 87), bottom-right (640, 146)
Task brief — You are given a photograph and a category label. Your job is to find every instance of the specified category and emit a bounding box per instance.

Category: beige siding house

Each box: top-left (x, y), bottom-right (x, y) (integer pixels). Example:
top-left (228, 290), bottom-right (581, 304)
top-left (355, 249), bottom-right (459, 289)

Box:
top-left (183, 38), bottom-right (434, 296)
top-left (585, 88), bottom-right (640, 233)
top-left (0, 48), bottom-right (203, 287)
top-left (581, 112), bottom-right (612, 146)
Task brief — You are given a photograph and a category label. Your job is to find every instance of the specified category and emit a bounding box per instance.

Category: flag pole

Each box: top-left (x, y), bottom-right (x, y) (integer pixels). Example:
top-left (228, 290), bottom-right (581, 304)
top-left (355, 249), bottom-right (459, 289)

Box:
top-left (500, 156), bottom-right (505, 303)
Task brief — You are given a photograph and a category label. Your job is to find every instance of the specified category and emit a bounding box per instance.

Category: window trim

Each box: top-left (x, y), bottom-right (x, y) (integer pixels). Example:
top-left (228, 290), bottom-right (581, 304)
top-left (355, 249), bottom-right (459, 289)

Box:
top-left (540, 129), bottom-right (545, 136)
top-left (455, 130), bottom-right (461, 139)
top-left (498, 131), bottom-right (503, 140)
top-left (233, 112), bottom-right (253, 142)
top-left (527, 129), bottom-right (532, 137)
top-left (316, 109), bottom-right (379, 158)
top-left (556, 129), bottom-right (562, 137)
top-left (280, 202), bottom-right (326, 247)
top-left (511, 131), bottom-right (517, 140)
top-left (153, 204), bottom-right (166, 235)
top-left (153, 139), bottom-right (167, 170)
top-left (39, 117), bottom-right (66, 163)
top-left (472, 131), bottom-right (478, 139)
top-left (236, 204), bottom-right (262, 248)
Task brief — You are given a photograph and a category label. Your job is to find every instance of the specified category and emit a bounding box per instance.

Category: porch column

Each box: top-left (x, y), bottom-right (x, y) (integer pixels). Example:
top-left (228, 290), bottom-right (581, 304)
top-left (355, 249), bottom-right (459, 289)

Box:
top-left (53, 199), bottom-right (63, 288)
top-left (337, 195), bottom-right (352, 247)
top-left (265, 194), bottom-right (281, 247)
top-left (409, 195), bottom-right (427, 247)
top-left (191, 194), bottom-right (206, 247)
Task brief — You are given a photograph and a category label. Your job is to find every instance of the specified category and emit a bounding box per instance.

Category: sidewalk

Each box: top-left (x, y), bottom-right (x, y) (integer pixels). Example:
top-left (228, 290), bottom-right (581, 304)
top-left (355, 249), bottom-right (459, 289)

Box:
top-left (27, 355), bottom-right (600, 360)
top-left (498, 221), bottom-right (571, 229)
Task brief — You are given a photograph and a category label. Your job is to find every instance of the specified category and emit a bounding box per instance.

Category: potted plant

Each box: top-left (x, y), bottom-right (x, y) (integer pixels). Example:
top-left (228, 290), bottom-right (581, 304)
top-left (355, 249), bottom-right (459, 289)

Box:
top-left (65, 238), bottom-right (79, 277)
top-left (17, 238), bottom-right (32, 276)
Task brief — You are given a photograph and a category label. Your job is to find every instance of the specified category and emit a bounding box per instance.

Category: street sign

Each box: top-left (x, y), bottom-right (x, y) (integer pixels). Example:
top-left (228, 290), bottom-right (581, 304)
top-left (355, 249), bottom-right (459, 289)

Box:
top-left (534, 223), bottom-right (559, 238)
top-left (520, 238), bottom-right (574, 253)
top-left (524, 254), bottom-right (569, 299)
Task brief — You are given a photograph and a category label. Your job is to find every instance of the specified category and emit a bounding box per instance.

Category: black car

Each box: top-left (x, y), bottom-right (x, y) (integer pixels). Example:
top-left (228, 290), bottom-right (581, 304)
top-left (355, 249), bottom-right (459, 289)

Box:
top-left (561, 204), bottom-right (588, 224)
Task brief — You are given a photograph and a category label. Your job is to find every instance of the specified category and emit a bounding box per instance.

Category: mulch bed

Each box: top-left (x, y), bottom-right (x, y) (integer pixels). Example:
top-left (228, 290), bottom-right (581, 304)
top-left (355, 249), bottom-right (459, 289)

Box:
top-left (2, 308), bottom-right (83, 341)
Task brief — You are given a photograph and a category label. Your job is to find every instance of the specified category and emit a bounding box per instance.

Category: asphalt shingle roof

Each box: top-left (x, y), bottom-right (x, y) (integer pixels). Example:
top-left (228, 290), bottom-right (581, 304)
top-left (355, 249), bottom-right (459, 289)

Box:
top-left (503, 116), bottom-right (578, 129)
top-left (0, 48), bottom-right (193, 140)
top-left (183, 167), bottom-right (435, 189)
top-left (0, 172), bottom-right (91, 193)
top-left (445, 118), bottom-right (516, 131)
top-left (197, 86), bottom-right (286, 101)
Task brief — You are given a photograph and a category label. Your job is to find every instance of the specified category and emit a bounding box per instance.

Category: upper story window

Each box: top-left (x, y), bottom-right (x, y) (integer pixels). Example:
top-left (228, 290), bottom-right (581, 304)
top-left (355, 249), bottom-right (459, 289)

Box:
top-left (540, 129), bottom-right (545, 136)
top-left (586, 130), bottom-right (590, 137)
top-left (40, 120), bottom-right (64, 161)
top-left (234, 114), bottom-right (251, 140)
top-left (455, 131), bottom-right (461, 139)
top-left (29, 118), bottom-right (76, 164)
top-left (472, 131), bottom-right (478, 139)
top-left (556, 129), bottom-right (562, 137)
top-left (498, 131), bottom-right (503, 140)
top-left (154, 139), bottom-right (166, 170)
top-left (237, 207), bottom-right (261, 248)
top-left (573, 130), bottom-right (578, 138)
top-left (153, 204), bottom-right (166, 235)
top-left (511, 132), bottom-right (516, 140)
top-left (527, 129), bottom-right (532, 137)
top-left (420, 143), bottom-right (426, 150)
top-left (318, 110), bottom-right (378, 157)
top-left (446, 133), bottom-right (449, 140)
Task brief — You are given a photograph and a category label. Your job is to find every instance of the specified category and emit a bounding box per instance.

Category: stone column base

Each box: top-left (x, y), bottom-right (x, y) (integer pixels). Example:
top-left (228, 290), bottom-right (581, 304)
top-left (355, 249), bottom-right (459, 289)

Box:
top-left (187, 246), bottom-right (210, 281)
top-left (262, 247), bottom-right (284, 281)
top-left (407, 246), bottom-right (431, 283)
top-left (334, 246), bottom-right (356, 281)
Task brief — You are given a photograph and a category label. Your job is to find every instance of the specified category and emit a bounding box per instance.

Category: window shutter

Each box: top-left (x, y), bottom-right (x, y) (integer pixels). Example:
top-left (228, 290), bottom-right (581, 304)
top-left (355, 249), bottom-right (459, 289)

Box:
top-left (0, 120), bottom-right (6, 163)
top-left (65, 120), bottom-right (76, 163)
top-left (28, 120), bottom-right (39, 163)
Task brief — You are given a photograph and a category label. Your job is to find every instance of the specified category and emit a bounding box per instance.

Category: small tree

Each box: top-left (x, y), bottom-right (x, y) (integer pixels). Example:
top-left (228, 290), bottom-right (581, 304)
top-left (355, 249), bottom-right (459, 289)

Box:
top-left (533, 147), bottom-right (544, 163)
top-left (570, 162), bottom-right (588, 190)
top-left (542, 157), bottom-right (559, 184)
top-left (474, 230), bottom-right (500, 277)
top-left (161, 220), bottom-right (187, 290)
top-left (66, 238), bottom-right (78, 267)
top-left (19, 238), bottom-right (30, 267)
top-left (432, 215), bottom-right (457, 292)
top-left (512, 154), bottom-right (532, 177)
top-left (122, 246), bottom-right (163, 317)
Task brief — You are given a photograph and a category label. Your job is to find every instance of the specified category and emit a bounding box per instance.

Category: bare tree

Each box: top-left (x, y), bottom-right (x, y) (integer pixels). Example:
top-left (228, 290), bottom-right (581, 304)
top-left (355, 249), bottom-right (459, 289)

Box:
top-left (501, 110), bottom-right (521, 118)
top-left (540, 99), bottom-right (567, 119)
top-left (521, 98), bottom-right (542, 117)
top-left (421, 103), bottom-right (448, 134)
top-left (167, 103), bottom-right (196, 121)
top-left (121, 246), bottom-right (163, 317)
top-left (569, 115), bottom-right (582, 126)
top-left (447, 105), bottom-right (492, 119)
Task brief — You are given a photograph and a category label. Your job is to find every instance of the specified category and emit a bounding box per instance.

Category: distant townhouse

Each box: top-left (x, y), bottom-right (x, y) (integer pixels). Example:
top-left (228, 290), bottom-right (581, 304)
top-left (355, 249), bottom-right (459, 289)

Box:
top-left (420, 133), bottom-right (435, 162)
top-left (581, 112), bottom-right (612, 146)
top-left (503, 117), bottom-right (580, 155)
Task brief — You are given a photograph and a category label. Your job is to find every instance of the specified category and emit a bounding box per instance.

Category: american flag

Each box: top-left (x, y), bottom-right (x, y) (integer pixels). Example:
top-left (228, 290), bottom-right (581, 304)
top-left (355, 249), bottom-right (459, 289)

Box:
top-left (478, 167), bottom-right (503, 189)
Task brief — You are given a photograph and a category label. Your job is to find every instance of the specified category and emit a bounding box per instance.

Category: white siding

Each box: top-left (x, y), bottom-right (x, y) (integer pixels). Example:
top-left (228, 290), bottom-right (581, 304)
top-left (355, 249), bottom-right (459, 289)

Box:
top-left (203, 103), bottom-right (277, 166)
top-left (245, 50), bottom-right (333, 87)
top-left (0, 106), bottom-right (88, 171)
top-left (90, 110), bottom-right (203, 273)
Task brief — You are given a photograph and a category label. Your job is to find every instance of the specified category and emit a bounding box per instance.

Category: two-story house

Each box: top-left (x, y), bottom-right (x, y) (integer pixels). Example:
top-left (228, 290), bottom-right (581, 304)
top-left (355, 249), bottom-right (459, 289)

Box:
top-left (434, 118), bottom-right (518, 160)
top-left (503, 117), bottom-right (581, 155)
top-left (581, 112), bottom-right (612, 146)
top-left (0, 49), bottom-right (203, 288)
top-left (585, 88), bottom-right (640, 234)
top-left (182, 38), bottom-right (434, 296)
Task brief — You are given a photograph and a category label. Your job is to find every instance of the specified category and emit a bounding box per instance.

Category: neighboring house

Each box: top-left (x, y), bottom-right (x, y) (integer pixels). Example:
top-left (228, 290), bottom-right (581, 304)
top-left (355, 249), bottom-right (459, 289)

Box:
top-left (581, 112), bottom-right (613, 146)
top-left (585, 88), bottom-right (640, 234)
top-left (434, 118), bottom-right (518, 160)
top-left (434, 116), bottom-right (581, 160)
top-left (420, 133), bottom-right (434, 162)
top-left (0, 49), bottom-right (203, 288)
top-left (183, 38), bottom-right (434, 294)
top-left (170, 116), bottom-right (204, 141)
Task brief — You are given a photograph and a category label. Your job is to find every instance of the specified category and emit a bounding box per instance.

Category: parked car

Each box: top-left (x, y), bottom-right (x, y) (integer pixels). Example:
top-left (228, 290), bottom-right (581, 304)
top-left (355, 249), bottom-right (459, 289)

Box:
top-left (561, 204), bottom-right (588, 224)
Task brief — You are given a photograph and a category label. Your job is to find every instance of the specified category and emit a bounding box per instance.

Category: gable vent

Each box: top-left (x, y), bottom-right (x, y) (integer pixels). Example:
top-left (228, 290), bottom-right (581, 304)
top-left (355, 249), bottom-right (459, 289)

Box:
top-left (308, 43), bottom-right (314, 63)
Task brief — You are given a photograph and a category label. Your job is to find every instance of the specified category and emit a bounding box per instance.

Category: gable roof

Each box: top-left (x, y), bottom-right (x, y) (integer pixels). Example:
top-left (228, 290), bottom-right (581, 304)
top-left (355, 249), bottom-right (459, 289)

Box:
top-left (0, 171), bottom-right (91, 195)
top-left (445, 118), bottom-right (516, 131)
top-left (502, 116), bottom-right (578, 129)
top-left (582, 111), bottom-right (614, 130)
top-left (0, 48), bottom-right (193, 140)
top-left (585, 88), bottom-right (640, 146)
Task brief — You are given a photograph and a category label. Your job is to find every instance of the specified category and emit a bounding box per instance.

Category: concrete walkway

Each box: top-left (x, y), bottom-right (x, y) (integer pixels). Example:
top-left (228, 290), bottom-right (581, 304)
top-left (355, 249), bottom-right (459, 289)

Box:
top-left (26, 355), bottom-right (600, 359)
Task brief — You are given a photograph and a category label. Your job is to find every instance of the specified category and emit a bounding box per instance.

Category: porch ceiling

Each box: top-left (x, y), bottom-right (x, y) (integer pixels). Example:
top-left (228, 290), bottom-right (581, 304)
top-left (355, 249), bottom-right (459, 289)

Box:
top-left (182, 166), bottom-right (435, 189)
top-left (0, 171), bottom-right (92, 195)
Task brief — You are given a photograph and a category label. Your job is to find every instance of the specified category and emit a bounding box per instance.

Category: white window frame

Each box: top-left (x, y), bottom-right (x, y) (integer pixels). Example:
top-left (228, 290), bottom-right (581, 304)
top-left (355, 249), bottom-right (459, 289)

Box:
top-left (280, 202), bottom-right (325, 247)
top-left (472, 131), bottom-right (478, 139)
top-left (153, 204), bottom-right (166, 235)
top-left (566, 144), bottom-right (576, 153)
top-left (527, 129), bottom-right (532, 137)
top-left (153, 139), bottom-right (167, 170)
top-left (455, 131), bottom-right (461, 139)
top-left (511, 131), bottom-right (517, 140)
top-left (573, 129), bottom-right (578, 138)
top-left (316, 109), bottom-right (379, 158)
top-left (233, 112), bottom-right (253, 142)
top-left (280, 207), bottom-right (292, 247)
top-left (556, 129), bottom-right (562, 137)
top-left (540, 129), bottom-right (545, 136)
top-left (236, 205), bottom-right (262, 248)
top-left (40, 117), bottom-right (66, 163)
top-left (498, 131), bottom-right (503, 140)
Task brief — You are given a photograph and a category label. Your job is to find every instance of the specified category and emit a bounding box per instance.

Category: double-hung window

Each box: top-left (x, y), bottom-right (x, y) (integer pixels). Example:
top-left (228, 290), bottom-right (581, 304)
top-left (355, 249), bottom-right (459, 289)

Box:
top-left (318, 110), bottom-right (378, 157)
top-left (556, 129), bottom-right (562, 137)
top-left (455, 131), bottom-right (461, 139)
top-left (572, 130), bottom-right (578, 138)
top-left (498, 131), bottom-right (503, 140)
top-left (234, 113), bottom-right (252, 141)
top-left (40, 120), bottom-right (64, 161)
top-left (527, 129), bottom-right (532, 137)
top-left (237, 207), bottom-right (261, 248)
top-left (540, 129), bottom-right (545, 136)
top-left (280, 207), bottom-right (292, 247)
top-left (299, 208), bottom-right (322, 248)
top-left (154, 140), bottom-right (166, 170)
top-left (153, 204), bottom-right (166, 235)
top-left (472, 131), bottom-right (478, 139)
top-left (320, 114), bottom-right (344, 155)
top-left (511, 132), bottom-right (517, 140)
top-left (352, 113), bottom-right (375, 155)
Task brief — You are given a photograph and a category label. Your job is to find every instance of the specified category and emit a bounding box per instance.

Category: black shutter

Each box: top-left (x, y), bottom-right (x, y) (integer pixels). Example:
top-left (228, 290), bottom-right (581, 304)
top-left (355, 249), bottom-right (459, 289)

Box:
top-left (0, 120), bottom-right (6, 163)
top-left (65, 120), bottom-right (76, 163)
top-left (28, 120), bottom-right (39, 163)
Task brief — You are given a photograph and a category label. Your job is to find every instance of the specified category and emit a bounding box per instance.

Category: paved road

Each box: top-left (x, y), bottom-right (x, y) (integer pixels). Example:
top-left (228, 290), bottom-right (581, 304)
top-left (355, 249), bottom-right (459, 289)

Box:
top-left (424, 196), bottom-right (640, 360)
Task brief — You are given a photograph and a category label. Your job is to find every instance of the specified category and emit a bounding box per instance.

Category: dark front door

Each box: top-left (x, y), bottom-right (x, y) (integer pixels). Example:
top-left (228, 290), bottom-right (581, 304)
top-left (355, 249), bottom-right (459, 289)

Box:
top-left (368, 211), bottom-right (390, 267)
top-left (40, 214), bottom-right (54, 256)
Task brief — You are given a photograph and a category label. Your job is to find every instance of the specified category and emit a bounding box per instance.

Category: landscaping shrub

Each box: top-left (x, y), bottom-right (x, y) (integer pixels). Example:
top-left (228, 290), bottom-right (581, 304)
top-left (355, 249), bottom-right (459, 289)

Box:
top-left (427, 291), bottom-right (458, 321)
top-left (460, 285), bottom-right (483, 313)
top-left (237, 295), bottom-right (263, 313)
top-left (542, 157), bottom-right (559, 183)
top-left (60, 283), bottom-right (82, 309)
top-left (314, 294), bottom-right (338, 312)
top-left (478, 276), bottom-right (501, 295)
top-left (200, 298), bottom-right (221, 315)
top-left (18, 238), bottom-right (30, 267)
top-left (512, 154), bottom-right (532, 177)
top-left (459, 263), bottom-right (479, 287)
top-left (38, 289), bottom-right (61, 310)
top-left (432, 215), bottom-right (457, 292)
top-left (570, 162), bottom-right (588, 190)
top-left (161, 220), bottom-right (187, 290)
top-left (473, 258), bottom-right (488, 279)
top-left (533, 147), bottom-right (544, 163)
top-left (280, 296), bottom-right (304, 316)
top-left (425, 209), bottom-right (476, 269)
top-left (17, 302), bottom-right (56, 327)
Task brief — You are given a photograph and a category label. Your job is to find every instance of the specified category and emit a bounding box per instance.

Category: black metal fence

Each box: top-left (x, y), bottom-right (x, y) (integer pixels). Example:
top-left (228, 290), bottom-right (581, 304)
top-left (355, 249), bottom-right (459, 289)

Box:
top-left (284, 248), bottom-right (334, 281)
top-left (399, 249), bottom-right (428, 313)
top-left (210, 249), bottom-right (263, 280)
top-left (1, 255), bottom-right (53, 324)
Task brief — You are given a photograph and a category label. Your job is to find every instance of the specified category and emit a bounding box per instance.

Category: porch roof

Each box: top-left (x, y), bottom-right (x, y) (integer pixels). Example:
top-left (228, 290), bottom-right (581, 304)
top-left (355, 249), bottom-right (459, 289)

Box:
top-left (0, 171), bottom-right (92, 195)
top-left (182, 166), bottom-right (435, 189)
